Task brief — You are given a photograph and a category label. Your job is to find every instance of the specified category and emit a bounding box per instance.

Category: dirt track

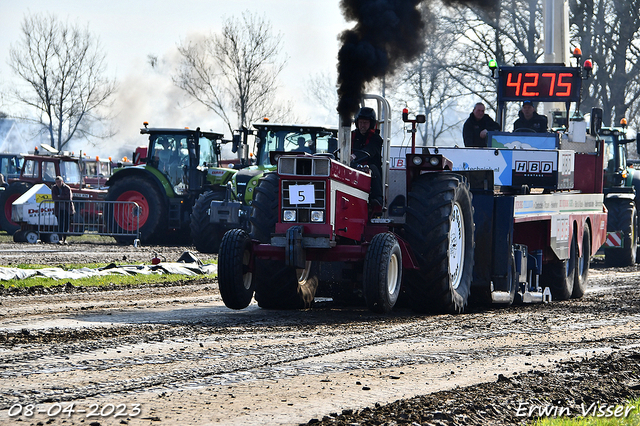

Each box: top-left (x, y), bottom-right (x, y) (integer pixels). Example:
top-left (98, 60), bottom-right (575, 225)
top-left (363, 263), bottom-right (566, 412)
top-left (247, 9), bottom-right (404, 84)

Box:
top-left (0, 240), bottom-right (639, 425)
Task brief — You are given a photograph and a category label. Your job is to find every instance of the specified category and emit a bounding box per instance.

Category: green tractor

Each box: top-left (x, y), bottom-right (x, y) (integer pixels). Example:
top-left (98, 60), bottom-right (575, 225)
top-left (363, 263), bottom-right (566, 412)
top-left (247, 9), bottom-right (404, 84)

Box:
top-left (600, 118), bottom-right (640, 266)
top-left (105, 124), bottom-right (236, 245)
top-left (202, 122), bottom-right (338, 253)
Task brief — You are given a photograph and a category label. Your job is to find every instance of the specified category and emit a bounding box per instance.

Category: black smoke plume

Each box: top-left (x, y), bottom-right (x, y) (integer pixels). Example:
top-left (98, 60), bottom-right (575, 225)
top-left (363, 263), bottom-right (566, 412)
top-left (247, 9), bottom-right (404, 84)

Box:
top-left (337, 0), bottom-right (498, 124)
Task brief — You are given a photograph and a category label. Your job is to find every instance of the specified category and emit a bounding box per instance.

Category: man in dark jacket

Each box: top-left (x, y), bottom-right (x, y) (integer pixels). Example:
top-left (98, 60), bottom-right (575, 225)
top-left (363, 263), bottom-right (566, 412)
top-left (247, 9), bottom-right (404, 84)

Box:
top-left (351, 107), bottom-right (383, 206)
top-left (462, 102), bottom-right (501, 147)
top-left (51, 176), bottom-right (75, 244)
top-left (513, 100), bottom-right (548, 132)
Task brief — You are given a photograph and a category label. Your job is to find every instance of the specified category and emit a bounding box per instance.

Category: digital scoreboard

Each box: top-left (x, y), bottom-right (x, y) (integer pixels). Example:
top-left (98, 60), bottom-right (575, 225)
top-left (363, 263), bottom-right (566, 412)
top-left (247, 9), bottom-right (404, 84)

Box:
top-left (498, 66), bottom-right (582, 102)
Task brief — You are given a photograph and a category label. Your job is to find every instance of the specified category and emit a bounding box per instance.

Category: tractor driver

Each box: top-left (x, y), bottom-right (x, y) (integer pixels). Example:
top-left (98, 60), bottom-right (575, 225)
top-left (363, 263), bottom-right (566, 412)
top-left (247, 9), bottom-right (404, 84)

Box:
top-left (351, 107), bottom-right (383, 207)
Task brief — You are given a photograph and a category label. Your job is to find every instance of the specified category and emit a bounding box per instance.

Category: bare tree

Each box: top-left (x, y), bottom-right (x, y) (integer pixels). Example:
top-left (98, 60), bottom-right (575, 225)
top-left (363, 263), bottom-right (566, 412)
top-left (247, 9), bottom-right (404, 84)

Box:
top-left (174, 11), bottom-right (289, 135)
top-left (304, 70), bottom-right (339, 120)
top-left (392, 5), bottom-right (469, 146)
top-left (571, 0), bottom-right (640, 129)
top-left (8, 13), bottom-right (116, 151)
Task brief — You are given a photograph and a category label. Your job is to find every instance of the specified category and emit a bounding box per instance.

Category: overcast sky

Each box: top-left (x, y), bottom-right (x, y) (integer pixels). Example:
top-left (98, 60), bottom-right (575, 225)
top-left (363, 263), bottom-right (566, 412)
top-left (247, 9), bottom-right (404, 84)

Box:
top-left (0, 0), bottom-right (349, 158)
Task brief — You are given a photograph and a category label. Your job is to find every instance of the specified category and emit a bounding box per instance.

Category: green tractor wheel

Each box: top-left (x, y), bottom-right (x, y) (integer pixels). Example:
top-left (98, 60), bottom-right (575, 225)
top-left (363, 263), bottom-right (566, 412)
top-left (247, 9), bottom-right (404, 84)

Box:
top-left (191, 190), bottom-right (227, 254)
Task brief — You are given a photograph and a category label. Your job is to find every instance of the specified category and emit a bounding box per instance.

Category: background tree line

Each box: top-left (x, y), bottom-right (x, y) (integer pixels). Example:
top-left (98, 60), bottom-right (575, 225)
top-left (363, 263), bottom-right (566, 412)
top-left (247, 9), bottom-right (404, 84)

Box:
top-left (394, 0), bottom-right (640, 147)
top-left (2, 1), bottom-right (640, 151)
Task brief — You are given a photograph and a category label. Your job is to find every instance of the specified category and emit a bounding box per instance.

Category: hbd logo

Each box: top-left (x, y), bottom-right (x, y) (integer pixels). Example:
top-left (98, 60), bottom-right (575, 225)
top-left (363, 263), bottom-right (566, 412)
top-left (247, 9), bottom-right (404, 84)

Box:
top-left (515, 161), bottom-right (553, 173)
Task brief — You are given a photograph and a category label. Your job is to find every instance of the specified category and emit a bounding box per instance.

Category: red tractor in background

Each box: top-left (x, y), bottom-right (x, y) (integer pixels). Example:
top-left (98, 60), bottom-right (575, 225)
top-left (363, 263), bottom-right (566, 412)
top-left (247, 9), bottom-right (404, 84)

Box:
top-left (0, 145), bottom-right (106, 238)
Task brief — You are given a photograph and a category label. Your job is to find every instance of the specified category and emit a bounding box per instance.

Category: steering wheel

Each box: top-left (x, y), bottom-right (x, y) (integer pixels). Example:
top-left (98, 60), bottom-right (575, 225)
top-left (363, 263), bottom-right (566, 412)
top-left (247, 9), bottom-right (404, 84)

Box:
top-left (350, 149), bottom-right (371, 167)
top-left (515, 127), bottom-right (537, 133)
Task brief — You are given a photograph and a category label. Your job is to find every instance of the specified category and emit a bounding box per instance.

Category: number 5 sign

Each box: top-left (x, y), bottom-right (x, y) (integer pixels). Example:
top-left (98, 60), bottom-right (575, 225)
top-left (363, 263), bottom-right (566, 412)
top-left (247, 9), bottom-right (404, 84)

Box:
top-left (289, 184), bottom-right (315, 204)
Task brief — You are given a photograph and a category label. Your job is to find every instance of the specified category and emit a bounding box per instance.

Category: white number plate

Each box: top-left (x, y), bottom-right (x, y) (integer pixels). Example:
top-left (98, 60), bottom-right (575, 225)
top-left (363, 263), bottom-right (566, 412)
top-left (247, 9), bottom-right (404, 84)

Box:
top-left (289, 184), bottom-right (315, 204)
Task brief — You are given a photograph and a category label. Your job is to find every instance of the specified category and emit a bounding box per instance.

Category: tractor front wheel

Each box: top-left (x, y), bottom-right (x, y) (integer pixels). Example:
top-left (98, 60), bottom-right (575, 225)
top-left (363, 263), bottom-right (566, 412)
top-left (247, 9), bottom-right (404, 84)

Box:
top-left (363, 232), bottom-right (402, 313)
top-left (218, 229), bottom-right (255, 309)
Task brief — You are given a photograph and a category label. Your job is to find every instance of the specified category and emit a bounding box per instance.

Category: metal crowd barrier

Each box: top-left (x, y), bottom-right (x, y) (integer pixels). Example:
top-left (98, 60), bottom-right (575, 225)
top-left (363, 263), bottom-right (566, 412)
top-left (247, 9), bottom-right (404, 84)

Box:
top-left (33, 199), bottom-right (141, 245)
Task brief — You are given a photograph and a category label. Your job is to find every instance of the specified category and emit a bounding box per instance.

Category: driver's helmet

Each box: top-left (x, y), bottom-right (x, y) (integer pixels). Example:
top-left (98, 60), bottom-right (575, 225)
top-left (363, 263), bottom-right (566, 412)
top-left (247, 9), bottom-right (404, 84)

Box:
top-left (354, 107), bottom-right (377, 131)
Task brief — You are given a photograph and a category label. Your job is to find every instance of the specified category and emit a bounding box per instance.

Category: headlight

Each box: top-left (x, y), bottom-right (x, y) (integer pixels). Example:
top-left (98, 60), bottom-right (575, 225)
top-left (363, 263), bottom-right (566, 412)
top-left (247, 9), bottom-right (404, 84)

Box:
top-left (311, 210), bottom-right (324, 222)
top-left (429, 157), bottom-right (440, 166)
top-left (412, 156), bottom-right (423, 166)
top-left (283, 210), bottom-right (296, 222)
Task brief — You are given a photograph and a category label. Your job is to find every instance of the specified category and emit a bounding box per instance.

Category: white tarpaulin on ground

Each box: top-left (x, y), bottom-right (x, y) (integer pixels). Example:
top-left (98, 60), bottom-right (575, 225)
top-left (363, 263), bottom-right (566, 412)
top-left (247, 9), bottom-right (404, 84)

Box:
top-left (0, 262), bottom-right (217, 281)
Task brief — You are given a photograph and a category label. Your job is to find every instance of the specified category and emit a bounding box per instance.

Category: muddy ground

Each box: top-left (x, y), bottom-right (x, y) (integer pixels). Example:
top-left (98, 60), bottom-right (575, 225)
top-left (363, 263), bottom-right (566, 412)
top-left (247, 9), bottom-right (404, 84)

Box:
top-left (0, 239), bottom-right (639, 425)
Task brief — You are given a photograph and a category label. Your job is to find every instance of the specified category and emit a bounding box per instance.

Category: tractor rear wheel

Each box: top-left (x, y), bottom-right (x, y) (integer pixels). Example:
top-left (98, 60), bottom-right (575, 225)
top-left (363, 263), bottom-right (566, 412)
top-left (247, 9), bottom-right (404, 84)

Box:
top-left (0, 182), bottom-right (32, 235)
top-left (249, 173), bottom-right (279, 243)
top-left (106, 176), bottom-right (166, 243)
top-left (249, 172), bottom-right (318, 309)
top-left (404, 173), bottom-right (475, 314)
top-left (363, 232), bottom-right (402, 313)
top-left (572, 223), bottom-right (591, 298)
top-left (191, 190), bottom-right (226, 254)
top-left (604, 199), bottom-right (637, 266)
top-left (218, 229), bottom-right (255, 309)
top-left (254, 261), bottom-right (318, 310)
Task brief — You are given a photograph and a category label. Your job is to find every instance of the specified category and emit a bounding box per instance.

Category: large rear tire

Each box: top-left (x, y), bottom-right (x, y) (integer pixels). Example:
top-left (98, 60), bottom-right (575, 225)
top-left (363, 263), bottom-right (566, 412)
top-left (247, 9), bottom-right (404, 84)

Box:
top-left (218, 229), bottom-right (255, 309)
top-left (572, 223), bottom-right (591, 299)
top-left (363, 232), bottom-right (402, 313)
top-left (249, 173), bottom-right (279, 243)
top-left (191, 190), bottom-right (226, 254)
top-left (604, 199), bottom-right (637, 266)
top-left (254, 261), bottom-right (318, 310)
top-left (249, 172), bottom-right (318, 309)
top-left (0, 182), bottom-right (32, 235)
top-left (404, 173), bottom-right (475, 314)
top-left (106, 176), bottom-right (166, 243)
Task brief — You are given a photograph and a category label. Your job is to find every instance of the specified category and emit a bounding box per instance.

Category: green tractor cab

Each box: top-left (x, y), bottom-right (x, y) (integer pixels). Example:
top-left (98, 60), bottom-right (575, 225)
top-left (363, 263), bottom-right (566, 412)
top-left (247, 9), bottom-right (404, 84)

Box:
top-left (105, 124), bottom-right (236, 245)
top-left (205, 123), bottom-right (338, 253)
top-left (600, 121), bottom-right (640, 266)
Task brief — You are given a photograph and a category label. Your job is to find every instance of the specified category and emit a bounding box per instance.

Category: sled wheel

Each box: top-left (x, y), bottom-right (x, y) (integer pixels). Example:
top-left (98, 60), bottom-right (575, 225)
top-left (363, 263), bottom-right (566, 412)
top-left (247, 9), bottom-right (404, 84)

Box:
top-left (363, 233), bottom-right (402, 313)
top-left (541, 226), bottom-right (577, 300)
top-left (218, 229), bottom-right (255, 309)
top-left (572, 223), bottom-right (591, 298)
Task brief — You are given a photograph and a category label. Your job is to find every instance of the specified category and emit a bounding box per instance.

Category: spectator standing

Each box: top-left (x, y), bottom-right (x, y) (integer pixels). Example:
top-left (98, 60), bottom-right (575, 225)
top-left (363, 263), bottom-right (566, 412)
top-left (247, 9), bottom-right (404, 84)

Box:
top-left (51, 176), bottom-right (75, 244)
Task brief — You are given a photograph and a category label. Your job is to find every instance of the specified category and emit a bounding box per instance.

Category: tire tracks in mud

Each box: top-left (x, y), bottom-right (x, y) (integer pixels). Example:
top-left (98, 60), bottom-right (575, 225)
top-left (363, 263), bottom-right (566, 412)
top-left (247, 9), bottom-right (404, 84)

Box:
top-left (1, 273), bottom-right (639, 411)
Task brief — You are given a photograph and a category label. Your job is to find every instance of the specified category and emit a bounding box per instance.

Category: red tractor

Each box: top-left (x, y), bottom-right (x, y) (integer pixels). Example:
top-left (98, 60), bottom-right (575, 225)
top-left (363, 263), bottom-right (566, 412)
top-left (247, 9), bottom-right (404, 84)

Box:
top-left (218, 83), bottom-right (607, 313)
top-left (0, 147), bottom-right (106, 238)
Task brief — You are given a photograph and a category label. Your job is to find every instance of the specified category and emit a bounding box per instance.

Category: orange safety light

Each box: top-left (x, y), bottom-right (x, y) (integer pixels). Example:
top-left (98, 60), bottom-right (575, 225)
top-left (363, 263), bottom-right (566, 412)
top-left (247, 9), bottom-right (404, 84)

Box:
top-left (584, 59), bottom-right (593, 70)
top-left (573, 47), bottom-right (582, 57)
top-left (621, 118), bottom-right (628, 126)
top-left (95, 156), bottom-right (99, 161)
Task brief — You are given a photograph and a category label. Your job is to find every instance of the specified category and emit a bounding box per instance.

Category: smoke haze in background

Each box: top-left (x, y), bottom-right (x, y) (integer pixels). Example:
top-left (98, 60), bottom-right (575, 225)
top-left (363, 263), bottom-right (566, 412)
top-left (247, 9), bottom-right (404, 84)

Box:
top-left (337, 0), bottom-right (497, 124)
